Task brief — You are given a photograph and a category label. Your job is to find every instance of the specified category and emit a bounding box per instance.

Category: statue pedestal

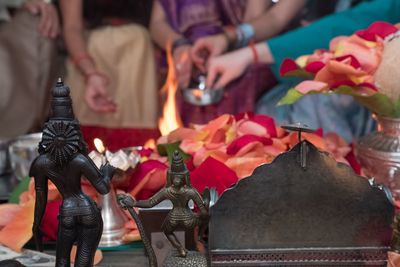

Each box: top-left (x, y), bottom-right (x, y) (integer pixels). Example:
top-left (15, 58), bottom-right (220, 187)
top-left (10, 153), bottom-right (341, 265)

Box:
top-left (163, 251), bottom-right (207, 267)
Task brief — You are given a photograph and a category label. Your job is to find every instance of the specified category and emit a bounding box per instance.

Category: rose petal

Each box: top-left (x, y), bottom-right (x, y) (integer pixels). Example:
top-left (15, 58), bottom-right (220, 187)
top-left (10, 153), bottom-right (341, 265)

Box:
top-left (295, 80), bottom-right (328, 94)
top-left (0, 204), bottom-right (22, 228)
top-left (190, 157), bottom-right (238, 195)
top-left (335, 55), bottom-right (361, 69)
top-left (0, 200), bottom-right (34, 252)
top-left (250, 115), bottom-right (277, 138)
top-left (225, 157), bottom-right (268, 179)
top-left (167, 128), bottom-right (198, 143)
top-left (305, 61), bottom-right (325, 74)
top-left (227, 135), bottom-right (272, 155)
top-left (356, 21), bottom-right (398, 41)
top-left (237, 120), bottom-right (267, 137)
top-left (280, 58), bottom-right (300, 76)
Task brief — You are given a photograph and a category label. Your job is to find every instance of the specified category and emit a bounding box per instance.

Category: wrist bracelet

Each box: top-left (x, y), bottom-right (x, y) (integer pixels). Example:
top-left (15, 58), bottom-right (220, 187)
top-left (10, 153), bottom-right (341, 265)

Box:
top-left (172, 38), bottom-right (192, 52)
top-left (73, 53), bottom-right (94, 67)
top-left (235, 23), bottom-right (255, 48)
top-left (249, 41), bottom-right (259, 65)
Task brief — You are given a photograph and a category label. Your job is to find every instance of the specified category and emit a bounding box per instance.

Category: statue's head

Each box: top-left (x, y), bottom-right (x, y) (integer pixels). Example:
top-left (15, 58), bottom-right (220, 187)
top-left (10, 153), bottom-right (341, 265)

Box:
top-left (167, 151), bottom-right (191, 188)
top-left (38, 79), bottom-right (88, 165)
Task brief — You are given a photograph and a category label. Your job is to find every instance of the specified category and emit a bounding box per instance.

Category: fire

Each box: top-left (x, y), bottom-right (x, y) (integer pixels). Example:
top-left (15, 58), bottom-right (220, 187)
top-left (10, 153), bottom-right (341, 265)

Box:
top-left (158, 44), bottom-right (183, 136)
top-left (94, 138), bottom-right (106, 154)
top-left (144, 138), bottom-right (156, 150)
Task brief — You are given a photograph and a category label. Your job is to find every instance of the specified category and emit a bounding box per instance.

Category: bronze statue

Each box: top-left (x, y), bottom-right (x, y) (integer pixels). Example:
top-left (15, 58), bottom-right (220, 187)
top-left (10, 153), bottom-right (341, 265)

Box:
top-left (30, 80), bottom-right (115, 267)
top-left (118, 151), bottom-right (209, 258)
top-left (391, 213), bottom-right (400, 253)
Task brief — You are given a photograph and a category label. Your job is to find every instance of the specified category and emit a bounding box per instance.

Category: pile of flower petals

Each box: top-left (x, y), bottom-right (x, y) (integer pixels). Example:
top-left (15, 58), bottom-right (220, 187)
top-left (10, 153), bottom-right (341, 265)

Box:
top-left (156, 113), bottom-right (356, 193)
top-left (280, 22), bottom-right (399, 95)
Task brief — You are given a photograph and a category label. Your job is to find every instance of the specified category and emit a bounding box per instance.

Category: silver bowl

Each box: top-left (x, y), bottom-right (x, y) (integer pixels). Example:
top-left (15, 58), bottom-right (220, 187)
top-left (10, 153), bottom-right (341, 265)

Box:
top-left (182, 87), bottom-right (224, 106)
top-left (8, 133), bottom-right (42, 180)
top-left (182, 75), bottom-right (224, 106)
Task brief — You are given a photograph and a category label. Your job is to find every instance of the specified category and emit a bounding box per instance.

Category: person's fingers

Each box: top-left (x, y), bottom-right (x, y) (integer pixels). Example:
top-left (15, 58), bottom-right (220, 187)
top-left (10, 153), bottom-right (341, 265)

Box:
top-left (206, 63), bottom-right (219, 88)
top-left (38, 3), bottom-right (50, 37)
top-left (24, 2), bottom-right (39, 15)
top-left (48, 6), bottom-right (60, 38)
top-left (214, 71), bottom-right (231, 89)
top-left (191, 41), bottom-right (207, 67)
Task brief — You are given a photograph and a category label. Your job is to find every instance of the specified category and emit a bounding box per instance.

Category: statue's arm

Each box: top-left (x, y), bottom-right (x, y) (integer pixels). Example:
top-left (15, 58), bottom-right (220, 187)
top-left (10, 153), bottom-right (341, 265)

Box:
top-left (135, 189), bottom-right (167, 208)
top-left (79, 155), bottom-right (115, 195)
top-left (190, 189), bottom-right (207, 214)
top-left (29, 158), bottom-right (48, 250)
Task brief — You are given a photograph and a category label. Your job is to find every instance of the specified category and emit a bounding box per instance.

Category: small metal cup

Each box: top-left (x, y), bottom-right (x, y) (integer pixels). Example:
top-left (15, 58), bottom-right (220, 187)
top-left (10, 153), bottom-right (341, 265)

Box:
top-left (182, 75), bottom-right (224, 106)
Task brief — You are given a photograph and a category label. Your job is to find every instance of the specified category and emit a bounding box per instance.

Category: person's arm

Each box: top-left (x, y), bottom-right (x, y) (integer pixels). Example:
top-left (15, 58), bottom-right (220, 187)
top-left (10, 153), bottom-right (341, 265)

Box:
top-left (248, 0), bottom-right (306, 41)
top-left (207, 0), bottom-right (400, 87)
top-left (22, 0), bottom-right (60, 38)
top-left (267, 0), bottom-right (400, 76)
top-left (150, 0), bottom-right (193, 87)
top-left (60, 0), bottom-right (117, 113)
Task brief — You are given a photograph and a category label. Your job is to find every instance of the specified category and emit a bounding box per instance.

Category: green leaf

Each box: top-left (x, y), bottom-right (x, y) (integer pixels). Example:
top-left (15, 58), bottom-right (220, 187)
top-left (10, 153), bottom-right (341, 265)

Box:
top-left (278, 89), bottom-right (304, 105)
top-left (9, 176), bottom-right (31, 204)
top-left (334, 86), bottom-right (395, 117)
top-left (283, 69), bottom-right (314, 79)
top-left (156, 141), bottom-right (190, 163)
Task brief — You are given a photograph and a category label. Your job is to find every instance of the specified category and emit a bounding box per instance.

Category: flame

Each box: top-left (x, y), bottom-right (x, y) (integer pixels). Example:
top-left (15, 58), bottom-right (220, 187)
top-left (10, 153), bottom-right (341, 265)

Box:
top-left (144, 138), bottom-right (156, 150)
top-left (158, 44), bottom-right (183, 136)
top-left (94, 138), bottom-right (106, 154)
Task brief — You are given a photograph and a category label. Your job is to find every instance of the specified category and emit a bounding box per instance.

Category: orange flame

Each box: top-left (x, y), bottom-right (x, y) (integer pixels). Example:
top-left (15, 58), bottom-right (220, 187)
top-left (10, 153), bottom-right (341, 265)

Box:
top-left (94, 138), bottom-right (106, 154)
top-left (144, 138), bottom-right (156, 150)
top-left (158, 44), bottom-right (183, 136)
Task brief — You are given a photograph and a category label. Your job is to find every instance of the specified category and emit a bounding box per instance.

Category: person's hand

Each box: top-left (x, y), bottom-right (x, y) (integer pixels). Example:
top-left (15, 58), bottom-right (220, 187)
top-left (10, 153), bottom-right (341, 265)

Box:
top-left (23, 0), bottom-right (60, 38)
top-left (206, 47), bottom-right (253, 89)
top-left (191, 34), bottom-right (229, 72)
top-left (84, 73), bottom-right (117, 113)
top-left (173, 45), bottom-right (192, 88)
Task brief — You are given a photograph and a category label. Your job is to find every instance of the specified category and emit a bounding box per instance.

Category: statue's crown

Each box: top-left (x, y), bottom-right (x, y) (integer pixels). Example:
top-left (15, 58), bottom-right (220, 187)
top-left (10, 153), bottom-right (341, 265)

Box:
top-left (170, 151), bottom-right (188, 173)
top-left (49, 78), bottom-right (75, 121)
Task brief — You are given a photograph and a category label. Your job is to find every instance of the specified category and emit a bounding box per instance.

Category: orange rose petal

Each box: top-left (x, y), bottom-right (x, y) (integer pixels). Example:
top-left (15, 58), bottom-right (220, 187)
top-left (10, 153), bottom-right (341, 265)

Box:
top-left (387, 251), bottom-right (400, 267)
top-left (167, 127), bottom-right (198, 143)
top-left (235, 142), bottom-right (265, 157)
top-left (0, 200), bottom-right (34, 252)
top-left (295, 80), bottom-right (328, 94)
top-left (225, 157), bottom-right (267, 179)
top-left (180, 139), bottom-right (204, 154)
top-left (202, 114), bottom-right (233, 142)
top-left (0, 204), bottom-right (22, 227)
top-left (122, 229), bottom-right (141, 242)
top-left (125, 219), bottom-right (137, 230)
top-left (71, 246), bottom-right (103, 266)
top-left (237, 120), bottom-right (267, 137)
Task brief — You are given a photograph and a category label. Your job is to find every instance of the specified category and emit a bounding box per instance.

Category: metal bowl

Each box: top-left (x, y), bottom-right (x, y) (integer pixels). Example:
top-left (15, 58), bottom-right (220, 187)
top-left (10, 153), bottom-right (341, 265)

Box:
top-left (182, 87), bottom-right (224, 106)
top-left (8, 133), bottom-right (42, 180)
top-left (182, 75), bottom-right (224, 106)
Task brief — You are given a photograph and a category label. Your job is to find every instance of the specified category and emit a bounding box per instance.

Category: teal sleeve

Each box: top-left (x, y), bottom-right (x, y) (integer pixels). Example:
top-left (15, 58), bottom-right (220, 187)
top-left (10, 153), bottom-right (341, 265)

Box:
top-left (267, 0), bottom-right (400, 79)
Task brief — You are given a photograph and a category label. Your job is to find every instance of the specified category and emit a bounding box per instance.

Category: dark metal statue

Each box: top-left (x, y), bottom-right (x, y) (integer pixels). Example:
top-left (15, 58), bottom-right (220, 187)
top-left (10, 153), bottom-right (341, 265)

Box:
top-left (118, 151), bottom-right (209, 258)
top-left (29, 79), bottom-right (115, 267)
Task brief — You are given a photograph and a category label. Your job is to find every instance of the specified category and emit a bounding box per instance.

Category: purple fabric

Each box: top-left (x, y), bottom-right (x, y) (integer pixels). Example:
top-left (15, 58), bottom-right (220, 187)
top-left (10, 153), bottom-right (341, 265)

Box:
top-left (159, 0), bottom-right (246, 41)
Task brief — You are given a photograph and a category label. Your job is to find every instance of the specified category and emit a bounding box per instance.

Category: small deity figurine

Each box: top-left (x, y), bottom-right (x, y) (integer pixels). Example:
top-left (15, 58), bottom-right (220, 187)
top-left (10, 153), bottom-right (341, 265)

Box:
top-left (118, 151), bottom-right (210, 258)
top-left (391, 213), bottom-right (400, 253)
top-left (30, 79), bottom-right (116, 267)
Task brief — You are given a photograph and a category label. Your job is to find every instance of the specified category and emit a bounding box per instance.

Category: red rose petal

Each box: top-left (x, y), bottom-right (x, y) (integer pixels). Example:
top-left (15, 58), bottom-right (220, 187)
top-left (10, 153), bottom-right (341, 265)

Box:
top-left (227, 135), bottom-right (273, 155)
top-left (280, 58), bottom-right (300, 76)
top-left (128, 160), bottom-right (168, 193)
top-left (335, 55), bottom-right (361, 69)
top-left (305, 61), bottom-right (325, 74)
top-left (250, 115), bottom-right (277, 138)
top-left (42, 200), bottom-right (62, 241)
top-left (190, 157), bottom-right (238, 195)
top-left (356, 21), bottom-right (398, 41)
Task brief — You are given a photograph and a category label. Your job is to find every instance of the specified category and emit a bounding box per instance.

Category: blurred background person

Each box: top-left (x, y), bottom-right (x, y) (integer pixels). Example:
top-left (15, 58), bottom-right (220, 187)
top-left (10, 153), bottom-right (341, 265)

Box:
top-left (151, 0), bottom-right (306, 125)
top-left (0, 0), bottom-right (59, 138)
top-left (60, 0), bottom-right (158, 135)
top-left (204, 0), bottom-right (400, 141)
